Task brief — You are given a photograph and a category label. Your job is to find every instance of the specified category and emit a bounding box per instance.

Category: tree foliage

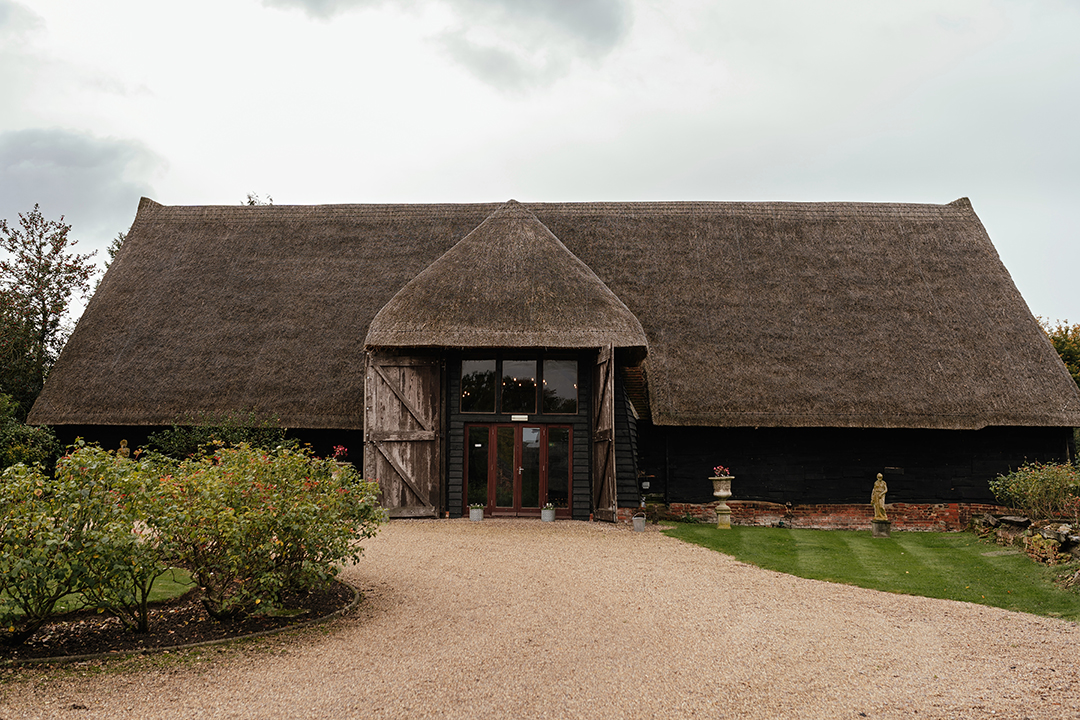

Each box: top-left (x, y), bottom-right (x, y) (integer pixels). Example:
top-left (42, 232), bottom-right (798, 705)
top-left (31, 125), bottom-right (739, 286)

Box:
top-left (0, 393), bottom-right (58, 472)
top-left (0, 205), bottom-right (96, 418)
top-left (0, 293), bottom-right (38, 418)
top-left (105, 231), bottom-right (126, 268)
top-left (1039, 318), bottom-right (1080, 389)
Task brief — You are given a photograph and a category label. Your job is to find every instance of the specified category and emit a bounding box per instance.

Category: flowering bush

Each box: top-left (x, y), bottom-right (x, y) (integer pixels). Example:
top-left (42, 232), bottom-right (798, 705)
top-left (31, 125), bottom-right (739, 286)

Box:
top-left (152, 443), bottom-right (384, 620)
top-left (57, 443), bottom-right (173, 633)
top-left (0, 460), bottom-right (101, 645)
top-left (0, 441), bottom-right (385, 644)
top-left (713, 465), bottom-right (730, 477)
top-left (989, 462), bottom-right (1080, 523)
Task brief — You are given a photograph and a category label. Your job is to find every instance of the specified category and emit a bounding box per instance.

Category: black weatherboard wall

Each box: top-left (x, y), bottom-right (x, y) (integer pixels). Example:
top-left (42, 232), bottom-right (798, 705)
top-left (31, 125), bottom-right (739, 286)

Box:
top-left (639, 425), bottom-right (1073, 505)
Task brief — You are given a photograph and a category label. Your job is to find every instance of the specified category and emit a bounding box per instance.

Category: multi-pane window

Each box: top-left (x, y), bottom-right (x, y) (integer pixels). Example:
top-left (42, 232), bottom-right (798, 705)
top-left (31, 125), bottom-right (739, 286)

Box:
top-left (460, 356), bottom-right (577, 415)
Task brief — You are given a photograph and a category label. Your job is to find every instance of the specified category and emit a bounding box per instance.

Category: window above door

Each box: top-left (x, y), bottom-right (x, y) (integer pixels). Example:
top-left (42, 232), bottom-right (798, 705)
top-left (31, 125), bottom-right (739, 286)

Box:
top-left (460, 355), bottom-right (578, 416)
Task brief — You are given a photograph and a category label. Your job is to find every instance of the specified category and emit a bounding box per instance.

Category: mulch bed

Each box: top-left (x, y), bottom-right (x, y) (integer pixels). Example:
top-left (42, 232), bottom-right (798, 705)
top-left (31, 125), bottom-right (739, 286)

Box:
top-left (0, 581), bottom-right (355, 664)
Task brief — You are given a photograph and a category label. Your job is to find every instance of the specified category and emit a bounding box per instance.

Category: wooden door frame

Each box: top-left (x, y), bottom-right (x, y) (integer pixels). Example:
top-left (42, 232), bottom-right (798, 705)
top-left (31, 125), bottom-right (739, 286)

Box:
top-left (463, 422), bottom-right (573, 518)
top-left (592, 344), bottom-right (617, 522)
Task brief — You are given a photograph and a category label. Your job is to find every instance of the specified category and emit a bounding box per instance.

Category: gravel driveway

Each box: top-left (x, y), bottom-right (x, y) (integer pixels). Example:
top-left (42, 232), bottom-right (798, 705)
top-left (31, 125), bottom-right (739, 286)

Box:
top-left (2, 519), bottom-right (1078, 719)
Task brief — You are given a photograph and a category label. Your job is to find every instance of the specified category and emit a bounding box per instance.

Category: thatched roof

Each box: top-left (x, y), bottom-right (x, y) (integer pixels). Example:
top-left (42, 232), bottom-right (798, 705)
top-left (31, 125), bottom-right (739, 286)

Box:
top-left (365, 200), bottom-right (647, 355)
top-left (29, 197), bottom-right (1080, 431)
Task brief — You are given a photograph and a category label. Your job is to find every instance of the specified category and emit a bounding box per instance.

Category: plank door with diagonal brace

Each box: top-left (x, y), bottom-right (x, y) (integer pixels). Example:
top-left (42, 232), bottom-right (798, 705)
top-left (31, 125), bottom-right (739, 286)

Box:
top-left (364, 353), bottom-right (442, 518)
top-left (592, 344), bottom-right (617, 522)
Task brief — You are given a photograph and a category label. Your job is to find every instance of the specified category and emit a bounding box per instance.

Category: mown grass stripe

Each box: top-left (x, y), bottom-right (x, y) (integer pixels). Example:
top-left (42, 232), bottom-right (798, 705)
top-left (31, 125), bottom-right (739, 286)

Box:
top-left (664, 524), bottom-right (1080, 621)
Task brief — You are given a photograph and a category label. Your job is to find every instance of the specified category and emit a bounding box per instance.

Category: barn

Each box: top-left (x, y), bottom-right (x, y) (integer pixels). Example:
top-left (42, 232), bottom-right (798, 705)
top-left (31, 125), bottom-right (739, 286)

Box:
top-left (28, 197), bottom-right (1080, 527)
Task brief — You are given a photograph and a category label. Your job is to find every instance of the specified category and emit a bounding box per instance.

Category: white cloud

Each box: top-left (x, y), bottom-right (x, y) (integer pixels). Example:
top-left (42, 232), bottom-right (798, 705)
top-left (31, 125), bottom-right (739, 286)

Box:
top-left (0, 128), bottom-right (164, 246)
top-left (0, 1), bottom-right (46, 127)
top-left (260, 0), bottom-right (387, 20)
top-left (0, 0), bottom-right (42, 36)
top-left (262, 0), bottom-right (633, 89)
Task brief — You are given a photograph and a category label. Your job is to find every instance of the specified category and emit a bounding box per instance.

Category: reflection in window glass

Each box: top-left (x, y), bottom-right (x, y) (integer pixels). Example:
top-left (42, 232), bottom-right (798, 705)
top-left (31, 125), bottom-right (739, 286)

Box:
top-left (521, 427), bottom-right (540, 508)
top-left (547, 427), bottom-right (570, 509)
top-left (461, 360), bottom-right (496, 413)
top-left (542, 359), bottom-right (578, 414)
top-left (495, 426), bottom-right (515, 507)
top-left (501, 360), bottom-right (537, 414)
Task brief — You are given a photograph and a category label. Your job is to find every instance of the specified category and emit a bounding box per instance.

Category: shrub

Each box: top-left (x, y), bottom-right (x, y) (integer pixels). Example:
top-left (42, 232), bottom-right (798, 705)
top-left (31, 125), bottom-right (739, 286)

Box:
top-left (150, 443), bottom-right (384, 620)
top-left (0, 440), bottom-right (384, 642)
top-left (146, 410), bottom-right (293, 460)
top-left (0, 461), bottom-right (101, 645)
top-left (58, 444), bottom-right (174, 633)
top-left (0, 393), bottom-right (58, 472)
top-left (989, 462), bottom-right (1080, 522)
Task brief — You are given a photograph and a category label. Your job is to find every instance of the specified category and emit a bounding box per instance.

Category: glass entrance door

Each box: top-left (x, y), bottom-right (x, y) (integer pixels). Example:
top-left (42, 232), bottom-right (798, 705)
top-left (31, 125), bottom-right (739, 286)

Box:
top-left (466, 424), bottom-right (571, 517)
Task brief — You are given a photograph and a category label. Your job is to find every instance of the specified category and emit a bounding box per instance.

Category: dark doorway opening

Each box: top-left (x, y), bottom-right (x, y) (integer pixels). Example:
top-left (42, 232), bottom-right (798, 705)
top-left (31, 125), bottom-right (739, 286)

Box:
top-left (465, 424), bottom-right (572, 517)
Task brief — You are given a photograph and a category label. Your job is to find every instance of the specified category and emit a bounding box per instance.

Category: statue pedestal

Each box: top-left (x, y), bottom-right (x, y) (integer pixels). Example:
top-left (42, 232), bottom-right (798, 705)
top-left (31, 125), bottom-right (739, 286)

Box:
top-left (871, 519), bottom-right (891, 538)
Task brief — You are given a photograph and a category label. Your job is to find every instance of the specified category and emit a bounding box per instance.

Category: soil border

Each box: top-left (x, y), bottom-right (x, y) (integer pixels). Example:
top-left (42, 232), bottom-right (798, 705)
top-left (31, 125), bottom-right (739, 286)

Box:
top-left (0, 581), bottom-right (361, 667)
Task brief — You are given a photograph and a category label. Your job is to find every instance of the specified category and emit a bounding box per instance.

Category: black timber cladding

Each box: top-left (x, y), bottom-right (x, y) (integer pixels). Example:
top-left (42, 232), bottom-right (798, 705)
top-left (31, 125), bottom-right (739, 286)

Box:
top-left (640, 425), bottom-right (1073, 505)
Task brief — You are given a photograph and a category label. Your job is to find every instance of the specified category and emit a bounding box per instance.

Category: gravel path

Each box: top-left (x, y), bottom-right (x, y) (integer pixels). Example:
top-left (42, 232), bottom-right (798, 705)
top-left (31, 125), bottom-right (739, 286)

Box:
top-left (2, 519), bottom-right (1078, 719)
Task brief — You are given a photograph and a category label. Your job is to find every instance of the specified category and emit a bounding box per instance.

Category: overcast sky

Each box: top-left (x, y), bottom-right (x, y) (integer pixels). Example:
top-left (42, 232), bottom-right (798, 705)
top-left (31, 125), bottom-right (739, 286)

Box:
top-left (2, 0), bottom-right (1079, 323)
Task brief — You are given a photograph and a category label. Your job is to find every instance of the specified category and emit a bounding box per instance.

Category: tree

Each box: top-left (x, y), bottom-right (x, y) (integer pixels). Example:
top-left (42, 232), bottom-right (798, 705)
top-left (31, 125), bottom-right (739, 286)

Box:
top-left (105, 231), bottom-right (126, 268)
top-left (1040, 318), bottom-right (1080, 389)
top-left (0, 292), bottom-right (38, 416)
top-left (0, 205), bottom-right (96, 418)
top-left (245, 192), bottom-right (273, 206)
top-left (93, 230), bottom-right (127, 293)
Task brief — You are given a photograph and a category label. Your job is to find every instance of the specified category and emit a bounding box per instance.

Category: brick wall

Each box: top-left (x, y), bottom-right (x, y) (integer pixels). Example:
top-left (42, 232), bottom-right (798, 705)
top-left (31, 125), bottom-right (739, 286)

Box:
top-left (616, 501), bottom-right (1011, 531)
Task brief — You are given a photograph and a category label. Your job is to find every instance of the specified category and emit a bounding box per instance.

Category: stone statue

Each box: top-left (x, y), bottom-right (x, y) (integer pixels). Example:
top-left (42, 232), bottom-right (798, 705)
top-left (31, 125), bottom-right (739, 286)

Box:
top-left (117, 439), bottom-right (130, 458)
top-left (871, 473), bottom-right (888, 521)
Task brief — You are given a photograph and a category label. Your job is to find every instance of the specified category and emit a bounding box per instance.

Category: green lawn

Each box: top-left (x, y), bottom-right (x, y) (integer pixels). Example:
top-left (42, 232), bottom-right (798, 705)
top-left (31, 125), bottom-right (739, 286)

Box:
top-left (1, 568), bottom-right (196, 617)
top-left (665, 524), bottom-right (1080, 621)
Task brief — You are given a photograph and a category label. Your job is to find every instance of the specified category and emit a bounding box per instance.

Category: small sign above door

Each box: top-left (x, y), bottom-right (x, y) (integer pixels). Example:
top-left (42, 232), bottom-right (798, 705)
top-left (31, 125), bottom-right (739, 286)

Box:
top-left (511, 414), bottom-right (529, 422)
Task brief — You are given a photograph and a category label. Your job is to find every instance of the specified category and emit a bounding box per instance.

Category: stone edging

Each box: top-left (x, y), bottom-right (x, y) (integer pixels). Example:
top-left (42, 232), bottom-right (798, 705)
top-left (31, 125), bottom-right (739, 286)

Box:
top-left (1, 582), bottom-right (362, 667)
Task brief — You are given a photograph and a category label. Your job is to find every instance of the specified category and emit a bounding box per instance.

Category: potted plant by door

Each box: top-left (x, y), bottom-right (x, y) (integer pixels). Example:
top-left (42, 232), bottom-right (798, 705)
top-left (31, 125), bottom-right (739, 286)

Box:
top-left (541, 502), bottom-right (556, 522)
top-left (469, 503), bottom-right (484, 522)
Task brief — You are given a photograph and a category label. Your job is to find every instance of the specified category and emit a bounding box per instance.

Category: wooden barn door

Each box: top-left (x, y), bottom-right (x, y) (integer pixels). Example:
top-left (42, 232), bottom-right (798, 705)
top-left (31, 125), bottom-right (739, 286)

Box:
top-left (364, 353), bottom-right (442, 518)
top-left (592, 344), bottom-right (617, 522)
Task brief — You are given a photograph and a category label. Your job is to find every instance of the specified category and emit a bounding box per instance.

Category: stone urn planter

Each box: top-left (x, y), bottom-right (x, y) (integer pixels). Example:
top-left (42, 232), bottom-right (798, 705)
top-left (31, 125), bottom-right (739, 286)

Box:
top-left (711, 476), bottom-right (734, 530)
top-left (469, 505), bottom-right (484, 522)
top-left (541, 505), bottom-right (556, 522)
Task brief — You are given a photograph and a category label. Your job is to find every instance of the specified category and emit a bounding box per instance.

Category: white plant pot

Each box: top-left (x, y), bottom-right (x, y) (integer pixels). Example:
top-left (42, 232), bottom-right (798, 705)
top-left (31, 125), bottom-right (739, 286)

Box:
top-left (469, 507), bottom-right (484, 522)
top-left (541, 508), bottom-right (556, 522)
